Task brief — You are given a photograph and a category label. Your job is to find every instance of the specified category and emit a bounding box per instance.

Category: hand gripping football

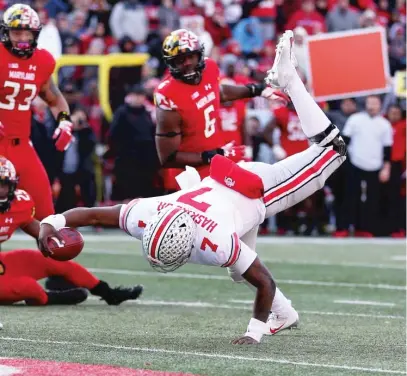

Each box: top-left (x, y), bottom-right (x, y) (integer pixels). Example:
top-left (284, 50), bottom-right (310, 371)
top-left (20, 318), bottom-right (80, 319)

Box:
top-left (47, 227), bottom-right (84, 261)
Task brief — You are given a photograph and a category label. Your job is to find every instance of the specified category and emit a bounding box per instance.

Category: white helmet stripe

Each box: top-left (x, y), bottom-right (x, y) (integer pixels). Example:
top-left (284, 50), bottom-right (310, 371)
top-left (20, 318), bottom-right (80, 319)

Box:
top-left (149, 207), bottom-right (184, 259)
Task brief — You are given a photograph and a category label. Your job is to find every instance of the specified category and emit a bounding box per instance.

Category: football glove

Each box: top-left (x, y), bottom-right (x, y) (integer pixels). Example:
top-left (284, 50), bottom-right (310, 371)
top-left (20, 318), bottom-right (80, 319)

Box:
top-left (53, 112), bottom-right (74, 151)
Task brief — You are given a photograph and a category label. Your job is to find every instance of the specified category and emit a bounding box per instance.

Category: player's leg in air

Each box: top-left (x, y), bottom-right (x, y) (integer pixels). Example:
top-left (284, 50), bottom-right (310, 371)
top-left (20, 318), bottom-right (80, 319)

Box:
top-left (237, 30), bottom-right (347, 335)
top-left (0, 250), bottom-right (143, 305)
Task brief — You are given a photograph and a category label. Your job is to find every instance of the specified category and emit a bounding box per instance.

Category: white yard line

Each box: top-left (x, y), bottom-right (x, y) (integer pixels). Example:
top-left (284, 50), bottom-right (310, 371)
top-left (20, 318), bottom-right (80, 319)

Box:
top-left (0, 337), bottom-right (404, 374)
top-left (390, 256), bottom-right (406, 261)
top-left (86, 297), bottom-right (405, 320)
top-left (333, 300), bottom-right (396, 307)
top-left (88, 268), bottom-right (407, 291)
top-left (8, 233), bottom-right (406, 245)
top-left (80, 249), bottom-right (406, 270)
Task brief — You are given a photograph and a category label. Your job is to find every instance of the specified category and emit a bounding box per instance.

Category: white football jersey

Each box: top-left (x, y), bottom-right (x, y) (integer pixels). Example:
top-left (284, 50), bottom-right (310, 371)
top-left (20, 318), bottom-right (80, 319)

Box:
top-left (119, 177), bottom-right (266, 273)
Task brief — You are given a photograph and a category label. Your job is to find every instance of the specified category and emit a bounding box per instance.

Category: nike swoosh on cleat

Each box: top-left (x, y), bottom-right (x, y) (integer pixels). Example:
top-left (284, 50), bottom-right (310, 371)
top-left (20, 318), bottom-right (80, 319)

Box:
top-left (270, 322), bottom-right (286, 334)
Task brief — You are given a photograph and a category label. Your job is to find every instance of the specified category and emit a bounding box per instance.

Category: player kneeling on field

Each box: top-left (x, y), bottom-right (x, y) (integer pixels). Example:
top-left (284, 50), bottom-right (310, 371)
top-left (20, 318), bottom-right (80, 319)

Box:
top-left (38, 31), bottom-right (347, 344)
top-left (0, 156), bottom-right (143, 307)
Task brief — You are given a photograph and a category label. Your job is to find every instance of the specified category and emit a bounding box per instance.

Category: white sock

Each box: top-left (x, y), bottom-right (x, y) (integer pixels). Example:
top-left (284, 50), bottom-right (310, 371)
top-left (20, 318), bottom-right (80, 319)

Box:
top-left (271, 287), bottom-right (292, 314)
top-left (286, 74), bottom-right (331, 138)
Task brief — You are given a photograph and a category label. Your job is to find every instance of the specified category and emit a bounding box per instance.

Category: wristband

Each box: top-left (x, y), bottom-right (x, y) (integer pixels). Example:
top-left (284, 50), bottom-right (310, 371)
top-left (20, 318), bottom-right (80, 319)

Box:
top-left (56, 111), bottom-right (71, 123)
top-left (40, 214), bottom-right (66, 230)
top-left (201, 148), bottom-right (224, 164)
top-left (244, 318), bottom-right (267, 343)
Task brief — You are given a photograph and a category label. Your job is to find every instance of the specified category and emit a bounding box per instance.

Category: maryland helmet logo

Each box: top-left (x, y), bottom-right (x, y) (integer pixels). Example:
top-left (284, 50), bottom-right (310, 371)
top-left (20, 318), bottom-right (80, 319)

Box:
top-left (3, 4), bottom-right (40, 30)
top-left (162, 29), bottom-right (200, 58)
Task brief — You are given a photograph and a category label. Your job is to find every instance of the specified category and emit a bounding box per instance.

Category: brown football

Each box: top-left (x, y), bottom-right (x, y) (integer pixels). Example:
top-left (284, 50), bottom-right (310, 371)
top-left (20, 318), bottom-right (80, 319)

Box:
top-left (47, 227), bottom-right (84, 261)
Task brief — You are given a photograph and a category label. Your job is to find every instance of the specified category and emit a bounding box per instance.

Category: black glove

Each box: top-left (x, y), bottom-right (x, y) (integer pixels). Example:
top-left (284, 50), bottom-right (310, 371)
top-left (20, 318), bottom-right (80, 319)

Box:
top-left (201, 148), bottom-right (224, 164)
top-left (245, 82), bottom-right (266, 97)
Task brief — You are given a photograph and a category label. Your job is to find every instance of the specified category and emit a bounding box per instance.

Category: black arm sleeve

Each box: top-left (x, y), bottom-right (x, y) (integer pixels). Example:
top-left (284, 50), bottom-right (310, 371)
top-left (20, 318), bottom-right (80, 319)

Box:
top-left (383, 146), bottom-right (391, 162)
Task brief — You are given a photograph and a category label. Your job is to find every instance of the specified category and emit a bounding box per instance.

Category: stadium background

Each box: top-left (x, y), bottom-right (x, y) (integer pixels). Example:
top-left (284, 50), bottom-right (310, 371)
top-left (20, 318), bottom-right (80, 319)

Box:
top-left (2, 0), bottom-right (405, 237)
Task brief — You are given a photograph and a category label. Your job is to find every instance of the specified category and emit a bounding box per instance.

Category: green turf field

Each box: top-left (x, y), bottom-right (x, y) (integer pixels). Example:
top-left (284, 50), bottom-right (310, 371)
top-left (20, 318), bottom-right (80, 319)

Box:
top-left (0, 235), bottom-right (406, 376)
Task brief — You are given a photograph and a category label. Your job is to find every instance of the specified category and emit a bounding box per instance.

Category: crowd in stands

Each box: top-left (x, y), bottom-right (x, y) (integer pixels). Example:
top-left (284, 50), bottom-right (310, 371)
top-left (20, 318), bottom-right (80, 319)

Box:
top-left (1, 0), bottom-right (404, 237)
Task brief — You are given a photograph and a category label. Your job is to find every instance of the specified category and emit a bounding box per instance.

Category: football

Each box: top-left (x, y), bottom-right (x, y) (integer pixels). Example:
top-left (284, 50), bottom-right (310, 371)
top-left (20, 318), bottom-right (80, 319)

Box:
top-left (47, 227), bottom-right (84, 261)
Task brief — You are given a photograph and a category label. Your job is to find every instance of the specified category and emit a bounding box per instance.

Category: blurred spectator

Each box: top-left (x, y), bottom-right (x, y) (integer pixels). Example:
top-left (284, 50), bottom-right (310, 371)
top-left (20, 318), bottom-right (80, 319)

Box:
top-left (159, 0), bottom-right (180, 30)
top-left (108, 84), bottom-right (159, 201)
top-left (327, 98), bottom-right (358, 131)
top-left (326, 98), bottom-right (357, 236)
top-left (109, 0), bottom-right (148, 43)
top-left (359, 9), bottom-right (380, 27)
top-left (286, 0), bottom-right (327, 35)
top-left (180, 15), bottom-right (214, 56)
top-left (69, 9), bottom-right (88, 37)
top-left (292, 26), bottom-right (309, 78)
top-left (383, 104), bottom-right (406, 237)
top-left (204, 3), bottom-right (232, 46)
top-left (388, 22), bottom-right (406, 74)
top-left (326, 0), bottom-right (360, 32)
top-left (55, 107), bottom-right (97, 213)
top-left (233, 16), bottom-right (264, 59)
top-left (37, 9), bottom-right (62, 59)
top-left (80, 21), bottom-right (116, 54)
top-left (339, 95), bottom-right (393, 237)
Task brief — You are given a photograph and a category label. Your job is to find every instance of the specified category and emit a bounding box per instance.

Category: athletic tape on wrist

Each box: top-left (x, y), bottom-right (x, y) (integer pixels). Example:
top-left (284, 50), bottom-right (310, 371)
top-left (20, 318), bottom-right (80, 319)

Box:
top-left (40, 214), bottom-right (66, 230)
top-left (244, 318), bottom-right (267, 342)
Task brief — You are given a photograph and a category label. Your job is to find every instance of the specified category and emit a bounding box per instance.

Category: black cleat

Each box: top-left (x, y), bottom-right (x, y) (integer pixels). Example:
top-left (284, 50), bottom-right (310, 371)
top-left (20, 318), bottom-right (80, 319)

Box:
top-left (45, 276), bottom-right (77, 291)
top-left (45, 288), bottom-right (88, 305)
top-left (309, 123), bottom-right (347, 157)
top-left (101, 285), bottom-right (143, 306)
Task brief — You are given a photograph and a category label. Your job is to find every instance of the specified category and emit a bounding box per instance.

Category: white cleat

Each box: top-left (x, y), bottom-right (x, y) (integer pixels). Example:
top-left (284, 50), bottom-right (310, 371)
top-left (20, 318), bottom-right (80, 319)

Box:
top-left (265, 30), bottom-right (298, 90)
top-left (265, 306), bottom-right (299, 335)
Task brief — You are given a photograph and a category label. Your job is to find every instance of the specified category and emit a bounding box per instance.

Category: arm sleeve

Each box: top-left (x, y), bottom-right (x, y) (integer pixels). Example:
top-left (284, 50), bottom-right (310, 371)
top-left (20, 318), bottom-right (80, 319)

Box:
top-left (383, 120), bottom-right (394, 147)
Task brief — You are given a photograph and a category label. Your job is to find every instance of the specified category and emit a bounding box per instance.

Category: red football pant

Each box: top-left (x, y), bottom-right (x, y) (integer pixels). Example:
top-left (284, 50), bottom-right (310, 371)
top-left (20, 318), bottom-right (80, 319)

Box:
top-left (0, 249), bottom-right (100, 305)
top-left (0, 138), bottom-right (54, 220)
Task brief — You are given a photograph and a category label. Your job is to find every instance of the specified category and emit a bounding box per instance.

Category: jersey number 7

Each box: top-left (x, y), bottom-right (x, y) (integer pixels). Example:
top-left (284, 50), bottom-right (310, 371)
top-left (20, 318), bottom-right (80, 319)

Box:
top-left (177, 187), bottom-right (218, 252)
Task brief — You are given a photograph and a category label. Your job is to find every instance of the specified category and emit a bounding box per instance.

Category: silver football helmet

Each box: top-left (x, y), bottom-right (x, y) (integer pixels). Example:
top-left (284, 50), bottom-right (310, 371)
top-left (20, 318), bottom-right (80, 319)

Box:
top-left (142, 206), bottom-right (196, 273)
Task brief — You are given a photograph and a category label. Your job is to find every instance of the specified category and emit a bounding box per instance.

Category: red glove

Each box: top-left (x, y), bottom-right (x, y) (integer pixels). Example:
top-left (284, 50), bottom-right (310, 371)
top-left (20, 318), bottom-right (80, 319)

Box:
top-left (0, 121), bottom-right (5, 141)
top-left (53, 120), bottom-right (74, 151)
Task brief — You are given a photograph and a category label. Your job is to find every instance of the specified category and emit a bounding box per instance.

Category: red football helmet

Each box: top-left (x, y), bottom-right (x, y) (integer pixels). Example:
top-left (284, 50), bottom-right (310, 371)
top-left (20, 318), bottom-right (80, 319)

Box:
top-left (162, 29), bottom-right (205, 85)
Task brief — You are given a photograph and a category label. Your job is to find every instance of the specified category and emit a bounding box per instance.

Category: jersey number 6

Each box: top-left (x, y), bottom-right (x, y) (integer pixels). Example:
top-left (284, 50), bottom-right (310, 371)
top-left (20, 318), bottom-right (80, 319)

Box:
top-left (204, 105), bottom-right (216, 138)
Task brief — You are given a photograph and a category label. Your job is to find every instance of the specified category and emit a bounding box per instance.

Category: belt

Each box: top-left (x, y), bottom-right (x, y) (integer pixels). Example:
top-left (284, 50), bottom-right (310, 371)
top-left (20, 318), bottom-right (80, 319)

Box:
top-left (11, 138), bottom-right (20, 146)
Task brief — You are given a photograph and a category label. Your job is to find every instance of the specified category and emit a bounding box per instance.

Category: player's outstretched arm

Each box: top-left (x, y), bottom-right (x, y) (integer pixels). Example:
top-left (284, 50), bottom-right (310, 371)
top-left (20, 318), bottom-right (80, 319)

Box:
top-left (232, 257), bottom-right (276, 345)
top-left (38, 206), bottom-right (123, 256)
top-left (220, 83), bottom-right (265, 103)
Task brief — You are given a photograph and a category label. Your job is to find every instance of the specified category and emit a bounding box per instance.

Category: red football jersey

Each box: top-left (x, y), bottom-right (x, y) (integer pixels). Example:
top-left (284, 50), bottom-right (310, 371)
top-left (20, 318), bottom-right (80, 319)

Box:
top-left (219, 101), bottom-right (246, 145)
top-left (0, 44), bottom-right (56, 139)
top-left (154, 58), bottom-right (225, 153)
top-left (0, 189), bottom-right (35, 243)
top-left (273, 106), bottom-right (309, 157)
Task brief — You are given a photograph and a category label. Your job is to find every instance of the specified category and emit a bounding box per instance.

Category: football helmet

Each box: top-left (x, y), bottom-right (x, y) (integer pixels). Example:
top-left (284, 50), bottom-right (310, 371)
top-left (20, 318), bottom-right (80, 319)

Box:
top-left (162, 29), bottom-right (205, 85)
top-left (0, 156), bottom-right (18, 213)
top-left (0, 4), bottom-right (42, 58)
top-left (142, 206), bottom-right (196, 273)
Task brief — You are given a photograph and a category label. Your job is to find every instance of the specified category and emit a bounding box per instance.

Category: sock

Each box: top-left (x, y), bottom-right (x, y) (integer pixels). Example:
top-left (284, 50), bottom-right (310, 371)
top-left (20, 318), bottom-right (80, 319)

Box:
top-left (271, 287), bottom-right (292, 314)
top-left (90, 280), bottom-right (112, 297)
top-left (286, 74), bottom-right (331, 138)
